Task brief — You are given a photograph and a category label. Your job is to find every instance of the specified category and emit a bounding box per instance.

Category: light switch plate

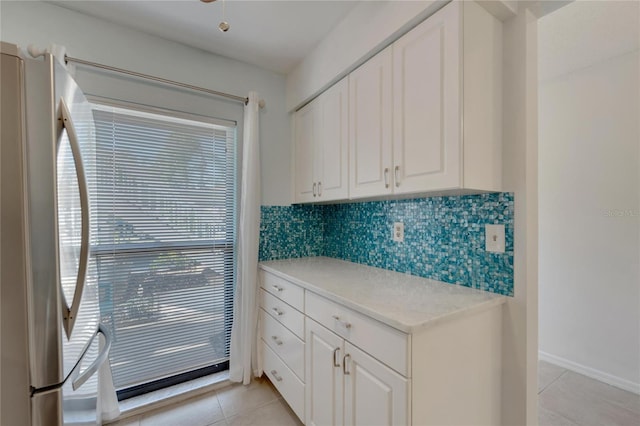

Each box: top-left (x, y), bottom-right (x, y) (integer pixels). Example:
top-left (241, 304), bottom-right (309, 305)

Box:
top-left (485, 224), bottom-right (505, 253)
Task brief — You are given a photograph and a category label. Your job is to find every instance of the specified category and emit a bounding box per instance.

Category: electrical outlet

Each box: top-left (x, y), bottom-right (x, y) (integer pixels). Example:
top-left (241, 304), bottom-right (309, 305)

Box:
top-left (485, 224), bottom-right (505, 253)
top-left (393, 222), bottom-right (404, 242)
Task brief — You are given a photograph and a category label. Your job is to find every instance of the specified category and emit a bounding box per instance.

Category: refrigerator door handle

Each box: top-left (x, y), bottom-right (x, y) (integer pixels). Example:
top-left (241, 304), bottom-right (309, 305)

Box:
top-left (71, 325), bottom-right (112, 391)
top-left (58, 97), bottom-right (91, 339)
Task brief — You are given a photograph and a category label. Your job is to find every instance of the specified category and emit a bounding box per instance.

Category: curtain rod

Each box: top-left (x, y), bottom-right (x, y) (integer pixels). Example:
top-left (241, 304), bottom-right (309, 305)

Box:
top-left (65, 55), bottom-right (250, 105)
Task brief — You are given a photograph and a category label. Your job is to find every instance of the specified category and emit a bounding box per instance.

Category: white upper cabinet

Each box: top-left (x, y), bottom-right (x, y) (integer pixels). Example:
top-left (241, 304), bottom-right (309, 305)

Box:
top-left (349, 46), bottom-right (393, 199)
top-left (294, 102), bottom-right (316, 203)
top-left (354, 0), bottom-right (501, 199)
top-left (317, 78), bottom-right (349, 201)
top-left (294, 0), bottom-right (501, 203)
top-left (392, 1), bottom-right (460, 193)
top-left (293, 77), bottom-right (349, 203)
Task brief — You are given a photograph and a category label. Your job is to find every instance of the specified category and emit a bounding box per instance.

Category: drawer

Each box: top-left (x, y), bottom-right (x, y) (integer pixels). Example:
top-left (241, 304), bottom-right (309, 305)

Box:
top-left (260, 271), bottom-right (304, 312)
top-left (259, 289), bottom-right (304, 339)
top-left (262, 342), bottom-right (305, 422)
top-left (305, 291), bottom-right (410, 376)
top-left (260, 309), bottom-right (305, 381)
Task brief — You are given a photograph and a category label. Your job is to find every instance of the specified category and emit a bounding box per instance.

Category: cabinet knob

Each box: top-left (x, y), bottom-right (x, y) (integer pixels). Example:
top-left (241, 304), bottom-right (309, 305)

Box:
top-left (318, 181), bottom-right (322, 196)
top-left (384, 168), bottom-right (390, 188)
top-left (270, 370), bottom-right (283, 382)
top-left (272, 285), bottom-right (284, 292)
top-left (394, 165), bottom-right (401, 187)
top-left (271, 307), bottom-right (284, 316)
top-left (271, 335), bottom-right (283, 346)
top-left (333, 347), bottom-right (341, 367)
top-left (313, 182), bottom-right (317, 197)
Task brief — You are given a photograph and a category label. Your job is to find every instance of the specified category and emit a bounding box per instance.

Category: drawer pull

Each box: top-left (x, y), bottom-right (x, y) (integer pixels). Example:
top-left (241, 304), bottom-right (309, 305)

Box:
top-left (332, 315), bottom-right (352, 329)
top-left (272, 285), bottom-right (284, 292)
top-left (271, 307), bottom-right (284, 316)
top-left (271, 335), bottom-right (283, 346)
top-left (343, 354), bottom-right (351, 375)
top-left (270, 370), bottom-right (283, 382)
top-left (333, 347), bottom-right (341, 367)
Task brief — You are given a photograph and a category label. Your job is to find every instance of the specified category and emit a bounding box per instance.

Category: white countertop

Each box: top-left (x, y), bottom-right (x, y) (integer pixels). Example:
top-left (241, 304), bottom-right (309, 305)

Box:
top-left (259, 257), bottom-right (506, 333)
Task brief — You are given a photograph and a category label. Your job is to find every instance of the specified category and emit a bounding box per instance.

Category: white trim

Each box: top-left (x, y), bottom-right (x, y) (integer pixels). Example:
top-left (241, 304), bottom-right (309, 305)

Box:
top-left (539, 351), bottom-right (640, 395)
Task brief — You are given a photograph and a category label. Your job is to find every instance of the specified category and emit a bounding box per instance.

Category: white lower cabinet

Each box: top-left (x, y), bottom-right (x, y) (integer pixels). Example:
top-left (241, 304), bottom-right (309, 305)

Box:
top-left (343, 342), bottom-right (409, 426)
top-left (262, 342), bottom-right (305, 421)
top-left (259, 272), bottom-right (306, 422)
top-left (305, 318), bottom-right (344, 426)
top-left (305, 318), bottom-right (409, 426)
top-left (260, 269), bottom-right (503, 426)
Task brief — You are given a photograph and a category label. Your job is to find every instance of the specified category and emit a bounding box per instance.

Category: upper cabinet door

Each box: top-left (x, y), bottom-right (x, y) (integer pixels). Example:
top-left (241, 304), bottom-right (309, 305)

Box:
top-left (392, 1), bottom-right (461, 193)
top-left (294, 102), bottom-right (316, 203)
top-left (349, 46), bottom-right (393, 199)
top-left (316, 78), bottom-right (349, 202)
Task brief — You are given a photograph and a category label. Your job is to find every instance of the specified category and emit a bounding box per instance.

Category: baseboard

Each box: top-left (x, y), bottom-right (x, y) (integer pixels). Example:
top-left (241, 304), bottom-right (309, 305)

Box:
top-left (539, 351), bottom-right (640, 395)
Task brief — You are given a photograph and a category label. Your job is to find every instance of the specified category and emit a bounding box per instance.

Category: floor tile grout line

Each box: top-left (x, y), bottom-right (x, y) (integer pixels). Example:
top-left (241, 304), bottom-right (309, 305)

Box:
top-left (538, 369), bottom-right (569, 395)
top-left (539, 405), bottom-right (580, 426)
top-left (219, 393), bottom-right (282, 421)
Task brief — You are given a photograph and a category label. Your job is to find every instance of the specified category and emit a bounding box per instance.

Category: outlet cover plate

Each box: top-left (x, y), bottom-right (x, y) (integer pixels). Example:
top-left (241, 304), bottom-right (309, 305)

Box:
top-left (393, 222), bottom-right (404, 242)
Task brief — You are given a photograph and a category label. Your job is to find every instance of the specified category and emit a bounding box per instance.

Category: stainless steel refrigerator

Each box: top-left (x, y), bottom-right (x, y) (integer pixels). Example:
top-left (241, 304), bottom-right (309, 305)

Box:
top-left (1, 42), bottom-right (111, 426)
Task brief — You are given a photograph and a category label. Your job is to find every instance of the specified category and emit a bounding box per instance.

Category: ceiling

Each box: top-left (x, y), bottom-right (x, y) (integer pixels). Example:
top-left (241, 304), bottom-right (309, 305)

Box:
top-left (49, 0), bottom-right (359, 74)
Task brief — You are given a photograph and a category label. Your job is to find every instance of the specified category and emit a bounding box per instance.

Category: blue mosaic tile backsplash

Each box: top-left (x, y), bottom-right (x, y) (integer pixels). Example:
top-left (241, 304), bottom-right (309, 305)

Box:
top-left (259, 205), bottom-right (325, 261)
top-left (259, 193), bottom-right (514, 296)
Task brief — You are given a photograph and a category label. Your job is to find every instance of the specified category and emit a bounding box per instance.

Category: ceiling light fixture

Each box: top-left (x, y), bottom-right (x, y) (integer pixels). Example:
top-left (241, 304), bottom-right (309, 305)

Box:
top-left (200, 0), bottom-right (230, 33)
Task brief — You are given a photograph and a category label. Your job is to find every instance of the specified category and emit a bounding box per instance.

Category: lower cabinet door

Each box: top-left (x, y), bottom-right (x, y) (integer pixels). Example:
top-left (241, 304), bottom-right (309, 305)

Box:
top-left (305, 318), bottom-right (344, 426)
top-left (343, 342), bottom-right (410, 426)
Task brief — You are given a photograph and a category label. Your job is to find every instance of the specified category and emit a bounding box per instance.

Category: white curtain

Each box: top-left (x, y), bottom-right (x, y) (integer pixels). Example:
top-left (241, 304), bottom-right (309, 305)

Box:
top-left (98, 332), bottom-right (120, 424)
top-left (229, 91), bottom-right (261, 384)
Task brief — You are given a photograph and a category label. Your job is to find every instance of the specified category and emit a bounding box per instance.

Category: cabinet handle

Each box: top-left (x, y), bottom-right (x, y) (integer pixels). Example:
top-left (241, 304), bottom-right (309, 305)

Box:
top-left (384, 168), bottom-right (390, 188)
top-left (313, 182), bottom-right (317, 197)
top-left (272, 285), bottom-right (283, 292)
top-left (271, 335), bottom-right (283, 346)
top-left (333, 347), bottom-right (341, 367)
top-left (332, 315), bottom-right (352, 329)
top-left (343, 354), bottom-right (351, 375)
top-left (394, 165), bottom-right (400, 187)
top-left (318, 181), bottom-right (322, 196)
top-left (270, 370), bottom-right (283, 382)
top-left (271, 307), bottom-right (284, 316)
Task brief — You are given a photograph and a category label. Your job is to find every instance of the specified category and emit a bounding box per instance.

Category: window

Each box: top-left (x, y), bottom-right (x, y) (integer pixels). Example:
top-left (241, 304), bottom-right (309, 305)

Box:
top-left (90, 103), bottom-right (237, 398)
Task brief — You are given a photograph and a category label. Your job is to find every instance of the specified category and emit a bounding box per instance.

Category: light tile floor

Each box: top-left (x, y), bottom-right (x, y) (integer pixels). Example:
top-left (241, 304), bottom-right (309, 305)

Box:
top-left (111, 363), bottom-right (639, 425)
top-left (109, 377), bottom-right (302, 426)
top-left (538, 360), bottom-right (640, 426)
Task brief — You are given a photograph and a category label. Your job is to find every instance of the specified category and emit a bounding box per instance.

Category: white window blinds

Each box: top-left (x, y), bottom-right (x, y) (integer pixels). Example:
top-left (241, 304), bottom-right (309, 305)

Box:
top-left (91, 104), bottom-right (237, 391)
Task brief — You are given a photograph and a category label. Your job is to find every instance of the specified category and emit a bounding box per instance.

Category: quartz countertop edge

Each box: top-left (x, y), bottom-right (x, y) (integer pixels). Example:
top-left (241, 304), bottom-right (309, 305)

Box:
top-left (259, 257), bottom-right (507, 334)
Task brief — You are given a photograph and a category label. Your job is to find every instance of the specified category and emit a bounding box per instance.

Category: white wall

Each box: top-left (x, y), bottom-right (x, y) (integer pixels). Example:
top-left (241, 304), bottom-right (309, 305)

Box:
top-left (0, 0), bottom-right (291, 206)
top-left (501, 6), bottom-right (539, 424)
top-left (286, 0), bottom-right (445, 111)
top-left (538, 0), bottom-right (640, 393)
